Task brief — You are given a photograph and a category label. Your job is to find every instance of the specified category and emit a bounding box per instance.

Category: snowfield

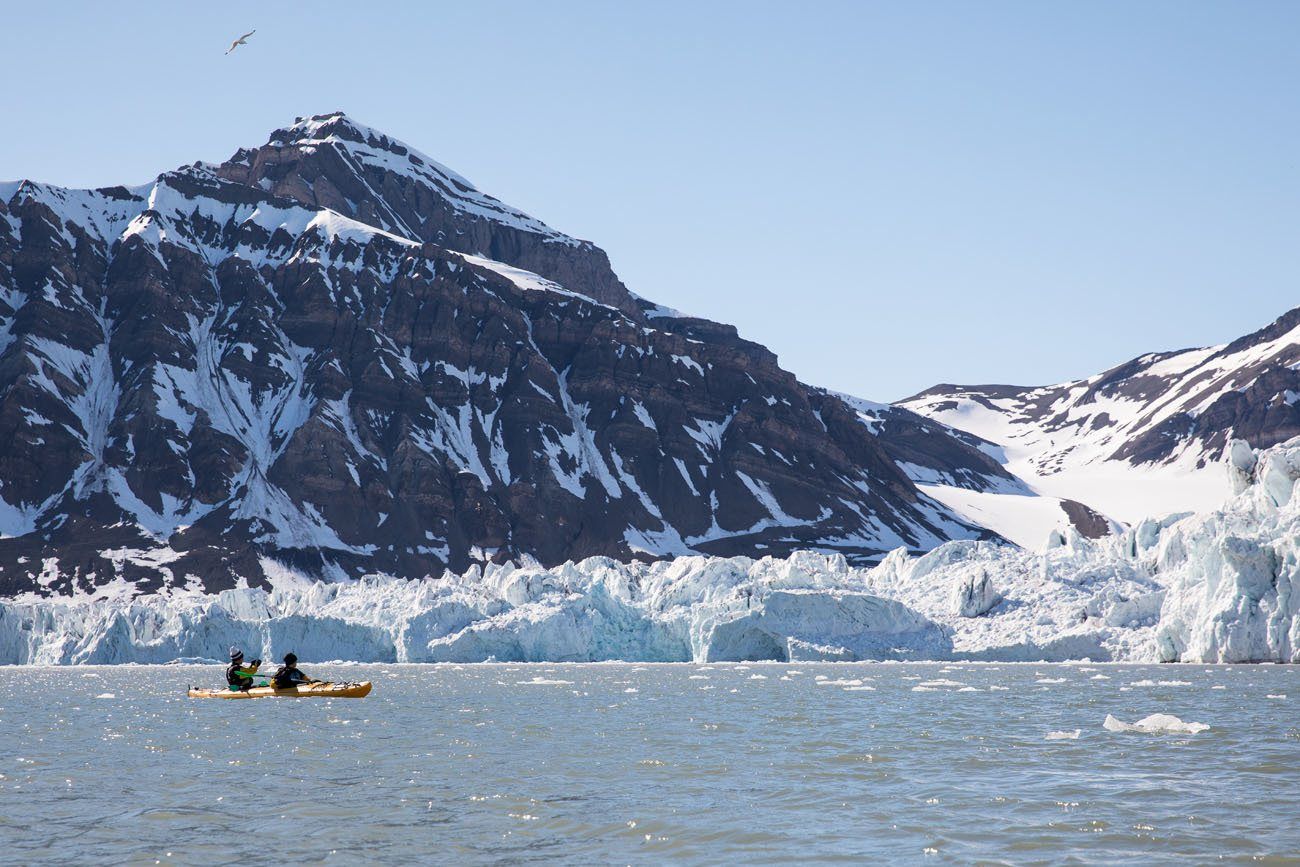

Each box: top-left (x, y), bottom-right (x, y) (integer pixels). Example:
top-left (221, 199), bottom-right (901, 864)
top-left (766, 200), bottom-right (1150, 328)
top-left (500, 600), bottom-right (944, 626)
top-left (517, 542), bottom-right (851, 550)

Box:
top-left (4, 436), bottom-right (1300, 666)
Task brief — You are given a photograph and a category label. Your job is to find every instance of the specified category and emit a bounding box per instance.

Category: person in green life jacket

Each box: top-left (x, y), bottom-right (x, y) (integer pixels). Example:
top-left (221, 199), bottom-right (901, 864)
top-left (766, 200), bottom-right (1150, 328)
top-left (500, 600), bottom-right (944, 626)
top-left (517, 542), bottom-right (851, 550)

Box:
top-left (225, 647), bottom-right (263, 691)
top-left (271, 652), bottom-right (318, 689)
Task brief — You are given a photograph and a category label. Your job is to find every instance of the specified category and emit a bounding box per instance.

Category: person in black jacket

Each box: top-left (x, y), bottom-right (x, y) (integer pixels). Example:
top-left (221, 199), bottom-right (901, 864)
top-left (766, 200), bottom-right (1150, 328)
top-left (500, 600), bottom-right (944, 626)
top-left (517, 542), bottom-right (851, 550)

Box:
top-left (225, 647), bottom-right (262, 691)
top-left (271, 652), bottom-right (318, 688)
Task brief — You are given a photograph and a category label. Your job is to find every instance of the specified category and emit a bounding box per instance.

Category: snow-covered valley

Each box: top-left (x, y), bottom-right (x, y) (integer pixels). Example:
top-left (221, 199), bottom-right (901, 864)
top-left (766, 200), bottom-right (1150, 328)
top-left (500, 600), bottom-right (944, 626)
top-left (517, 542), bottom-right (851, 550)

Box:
top-left (6, 436), bottom-right (1298, 665)
top-left (899, 305), bottom-right (1300, 535)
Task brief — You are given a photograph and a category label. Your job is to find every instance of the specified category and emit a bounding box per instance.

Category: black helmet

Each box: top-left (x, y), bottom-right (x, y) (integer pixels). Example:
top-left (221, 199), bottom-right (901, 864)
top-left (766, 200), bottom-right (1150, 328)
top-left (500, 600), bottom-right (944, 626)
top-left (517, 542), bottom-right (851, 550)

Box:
top-left (284, 652), bottom-right (298, 665)
top-left (229, 646), bottom-right (244, 662)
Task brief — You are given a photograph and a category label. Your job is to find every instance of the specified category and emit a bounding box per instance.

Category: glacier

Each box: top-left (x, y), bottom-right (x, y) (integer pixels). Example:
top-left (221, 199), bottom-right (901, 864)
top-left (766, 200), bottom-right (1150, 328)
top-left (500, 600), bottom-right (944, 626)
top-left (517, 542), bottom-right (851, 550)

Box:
top-left (4, 436), bottom-right (1300, 665)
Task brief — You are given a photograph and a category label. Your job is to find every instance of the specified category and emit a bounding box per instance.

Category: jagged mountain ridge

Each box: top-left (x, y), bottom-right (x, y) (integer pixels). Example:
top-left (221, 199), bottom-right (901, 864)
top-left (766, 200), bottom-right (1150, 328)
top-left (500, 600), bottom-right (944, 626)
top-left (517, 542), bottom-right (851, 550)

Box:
top-left (0, 112), bottom-right (998, 596)
top-left (899, 304), bottom-right (1300, 525)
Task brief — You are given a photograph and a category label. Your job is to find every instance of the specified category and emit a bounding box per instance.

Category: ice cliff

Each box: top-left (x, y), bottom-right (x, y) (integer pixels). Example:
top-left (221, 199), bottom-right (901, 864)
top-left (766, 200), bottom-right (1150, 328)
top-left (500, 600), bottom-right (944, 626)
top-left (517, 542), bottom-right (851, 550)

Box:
top-left (0, 553), bottom-right (950, 664)
top-left (4, 438), bottom-right (1300, 665)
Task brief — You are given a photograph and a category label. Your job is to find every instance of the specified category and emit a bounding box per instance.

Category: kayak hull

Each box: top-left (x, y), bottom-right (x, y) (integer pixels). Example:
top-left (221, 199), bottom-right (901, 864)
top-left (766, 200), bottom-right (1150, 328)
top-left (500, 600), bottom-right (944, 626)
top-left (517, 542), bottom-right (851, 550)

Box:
top-left (187, 681), bottom-right (372, 699)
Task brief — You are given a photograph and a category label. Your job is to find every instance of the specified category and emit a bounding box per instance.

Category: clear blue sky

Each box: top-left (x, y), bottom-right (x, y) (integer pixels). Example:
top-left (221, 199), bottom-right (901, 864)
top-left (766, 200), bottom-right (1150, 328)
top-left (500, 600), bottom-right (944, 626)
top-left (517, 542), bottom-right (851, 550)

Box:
top-left (4, 1), bottom-right (1296, 400)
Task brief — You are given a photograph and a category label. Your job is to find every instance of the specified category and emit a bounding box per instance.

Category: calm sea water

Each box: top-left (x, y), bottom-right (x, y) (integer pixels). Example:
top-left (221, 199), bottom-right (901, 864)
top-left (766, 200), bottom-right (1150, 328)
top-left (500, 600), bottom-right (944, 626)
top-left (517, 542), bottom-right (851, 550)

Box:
top-left (0, 663), bottom-right (1296, 865)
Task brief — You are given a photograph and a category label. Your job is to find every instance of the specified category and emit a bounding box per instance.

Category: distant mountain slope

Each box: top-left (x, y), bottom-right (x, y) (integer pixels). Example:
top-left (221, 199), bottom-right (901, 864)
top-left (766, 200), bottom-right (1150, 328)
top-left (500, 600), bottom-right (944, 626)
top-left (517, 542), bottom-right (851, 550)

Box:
top-left (899, 306), bottom-right (1300, 524)
top-left (0, 112), bottom-right (993, 596)
top-left (837, 393), bottom-right (1117, 547)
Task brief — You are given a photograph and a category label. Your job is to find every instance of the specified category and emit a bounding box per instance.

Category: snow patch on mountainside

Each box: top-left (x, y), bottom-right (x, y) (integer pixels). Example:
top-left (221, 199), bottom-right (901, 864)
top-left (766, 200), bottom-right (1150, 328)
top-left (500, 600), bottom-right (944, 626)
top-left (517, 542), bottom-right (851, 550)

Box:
top-left (915, 484), bottom-right (1078, 550)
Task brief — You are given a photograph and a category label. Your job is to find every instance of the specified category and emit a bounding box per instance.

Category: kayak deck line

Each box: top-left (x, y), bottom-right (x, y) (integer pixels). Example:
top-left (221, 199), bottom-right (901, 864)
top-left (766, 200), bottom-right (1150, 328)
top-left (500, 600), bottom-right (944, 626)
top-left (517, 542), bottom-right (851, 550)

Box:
top-left (187, 681), bottom-right (373, 699)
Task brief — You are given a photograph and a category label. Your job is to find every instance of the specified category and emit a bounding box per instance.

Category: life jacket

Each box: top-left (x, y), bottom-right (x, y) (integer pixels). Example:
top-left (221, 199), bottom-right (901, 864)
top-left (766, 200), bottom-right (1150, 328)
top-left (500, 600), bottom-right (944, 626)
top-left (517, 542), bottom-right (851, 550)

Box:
top-left (226, 661), bottom-right (255, 689)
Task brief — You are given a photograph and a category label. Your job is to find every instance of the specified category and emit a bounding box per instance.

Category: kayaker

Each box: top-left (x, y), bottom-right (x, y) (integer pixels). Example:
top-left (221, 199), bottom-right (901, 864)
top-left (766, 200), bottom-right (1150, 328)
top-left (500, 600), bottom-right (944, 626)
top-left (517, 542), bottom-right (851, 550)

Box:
top-left (225, 647), bottom-right (262, 691)
top-left (271, 652), bottom-right (318, 688)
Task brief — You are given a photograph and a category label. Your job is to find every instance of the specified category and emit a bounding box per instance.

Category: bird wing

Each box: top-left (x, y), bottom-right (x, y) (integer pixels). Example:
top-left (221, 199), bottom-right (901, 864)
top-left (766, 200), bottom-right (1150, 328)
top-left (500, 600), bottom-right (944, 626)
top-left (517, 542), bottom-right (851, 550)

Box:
top-left (225, 30), bottom-right (255, 54)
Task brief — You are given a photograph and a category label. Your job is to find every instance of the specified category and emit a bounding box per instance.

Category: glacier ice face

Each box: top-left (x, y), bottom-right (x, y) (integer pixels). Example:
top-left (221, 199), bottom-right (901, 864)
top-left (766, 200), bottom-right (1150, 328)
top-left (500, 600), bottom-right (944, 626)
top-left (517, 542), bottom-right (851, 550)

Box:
top-left (1151, 438), bottom-right (1300, 663)
top-left (5, 437), bottom-right (1300, 665)
top-left (0, 553), bottom-right (948, 665)
top-left (865, 534), bottom-right (1164, 661)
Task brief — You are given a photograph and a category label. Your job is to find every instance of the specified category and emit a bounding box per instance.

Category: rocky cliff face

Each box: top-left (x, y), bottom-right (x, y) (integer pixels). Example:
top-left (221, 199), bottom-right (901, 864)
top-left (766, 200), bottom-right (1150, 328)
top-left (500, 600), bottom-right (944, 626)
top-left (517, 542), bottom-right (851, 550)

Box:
top-left (217, 114), bottom-right (635, 314)
top-left (0, 112), bottom-right (991, 596)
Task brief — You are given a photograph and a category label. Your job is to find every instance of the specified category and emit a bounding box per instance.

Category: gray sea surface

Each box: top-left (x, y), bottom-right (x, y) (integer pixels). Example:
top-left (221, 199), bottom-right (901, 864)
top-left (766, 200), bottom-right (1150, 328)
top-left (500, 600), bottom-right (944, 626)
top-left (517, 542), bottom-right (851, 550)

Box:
top-left (0, 662), bottom-right (1296, 865)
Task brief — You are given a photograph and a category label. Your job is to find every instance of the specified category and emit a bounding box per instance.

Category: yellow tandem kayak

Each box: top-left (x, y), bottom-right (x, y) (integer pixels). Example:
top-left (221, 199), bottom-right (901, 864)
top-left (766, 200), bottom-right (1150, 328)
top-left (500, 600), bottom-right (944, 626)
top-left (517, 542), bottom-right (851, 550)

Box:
top-left (188, 681), bottom-right (373, 699)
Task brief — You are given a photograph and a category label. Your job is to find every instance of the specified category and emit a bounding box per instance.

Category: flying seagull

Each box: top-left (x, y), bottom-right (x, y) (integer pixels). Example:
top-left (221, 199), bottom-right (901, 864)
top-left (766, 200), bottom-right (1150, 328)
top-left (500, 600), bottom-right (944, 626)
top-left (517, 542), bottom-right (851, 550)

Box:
top-left (225, 29), bottom-right (256, 55)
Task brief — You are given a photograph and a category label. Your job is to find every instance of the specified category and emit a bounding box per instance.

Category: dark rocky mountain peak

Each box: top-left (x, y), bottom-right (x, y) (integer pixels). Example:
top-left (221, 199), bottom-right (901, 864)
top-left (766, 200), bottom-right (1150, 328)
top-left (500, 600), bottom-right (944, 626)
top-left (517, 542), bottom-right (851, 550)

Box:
top-left (218, 111), bottom-right (635, 314)
top-left (0, 113), bottom-right (996, 597)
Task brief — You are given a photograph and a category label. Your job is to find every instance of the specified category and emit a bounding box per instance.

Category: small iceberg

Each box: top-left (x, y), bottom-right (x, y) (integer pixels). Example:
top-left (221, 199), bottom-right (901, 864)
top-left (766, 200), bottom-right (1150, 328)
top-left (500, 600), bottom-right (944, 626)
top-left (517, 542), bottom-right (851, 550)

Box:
top-left (1103, 713), bottom-right (1209, 735)
top-left (1044, 729), bottom-right (1081, 740)
top-left (516, 677), bottom-right (573, 686)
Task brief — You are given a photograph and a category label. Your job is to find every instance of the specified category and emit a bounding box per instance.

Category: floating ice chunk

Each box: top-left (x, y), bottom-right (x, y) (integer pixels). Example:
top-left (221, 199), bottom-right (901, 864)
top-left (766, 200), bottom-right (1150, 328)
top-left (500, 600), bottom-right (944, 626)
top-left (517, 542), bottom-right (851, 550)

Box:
top-left (517, 677), bottom-right (573, 686)
top-left (1037, 677), bottom-right (1067, 684)
top-left (918, 679), bottom-right (965, 688)
top-left (1090, 674), bottom-right (1110, 680)
top-left (1102, 713), bottom-right (1209, 734)
top-left (1044, 729), bottom-right (1081, 740)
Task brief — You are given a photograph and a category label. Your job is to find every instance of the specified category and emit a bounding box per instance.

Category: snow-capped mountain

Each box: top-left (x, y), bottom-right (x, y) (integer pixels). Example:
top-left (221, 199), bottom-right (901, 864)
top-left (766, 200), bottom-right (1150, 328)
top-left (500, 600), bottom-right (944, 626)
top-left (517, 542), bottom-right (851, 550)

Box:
top-left (899, 305), bottom-right (1300, 532)
top-left (0, 112), bottom-right (994, 596)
